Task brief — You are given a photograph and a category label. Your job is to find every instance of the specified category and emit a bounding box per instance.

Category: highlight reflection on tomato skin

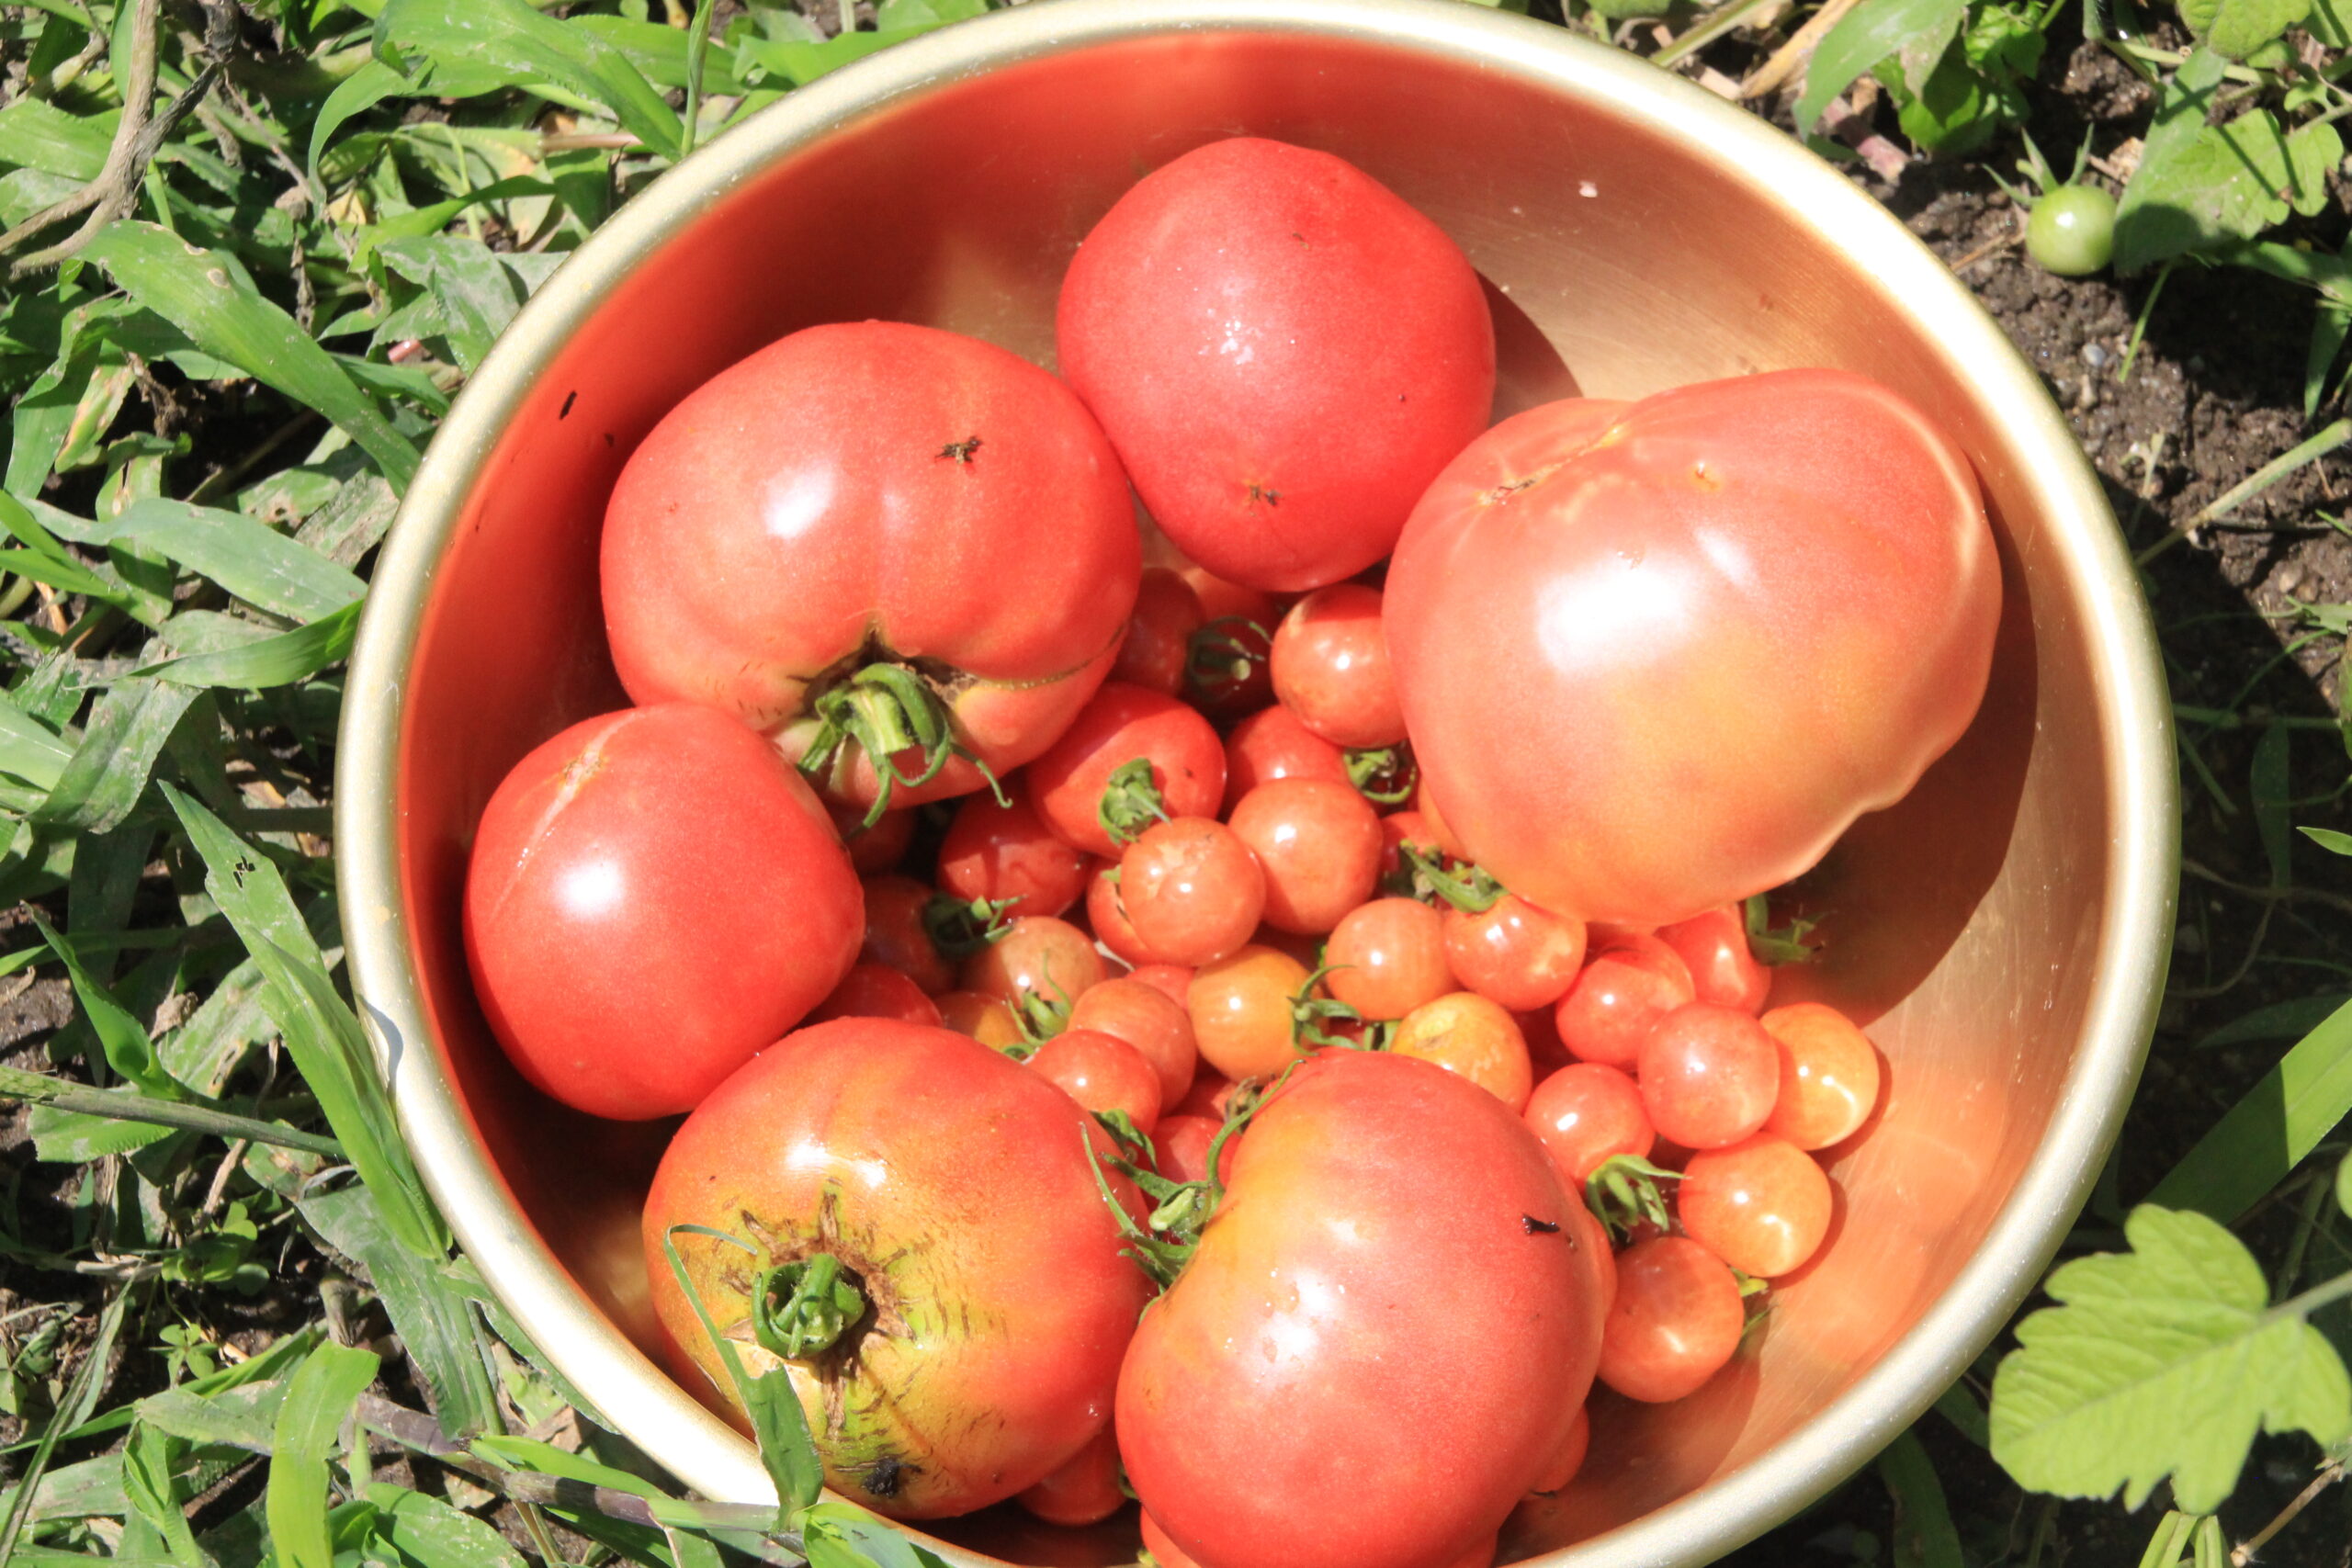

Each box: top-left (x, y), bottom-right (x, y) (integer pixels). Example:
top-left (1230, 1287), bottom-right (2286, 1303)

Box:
top-left (1118, 1052), bottom-right (1607, 1568)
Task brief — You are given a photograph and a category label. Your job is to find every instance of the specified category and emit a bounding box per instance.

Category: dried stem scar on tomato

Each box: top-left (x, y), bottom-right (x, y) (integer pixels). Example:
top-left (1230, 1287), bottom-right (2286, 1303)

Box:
top-left (1386, 371), bottom-right (2000, 926)
top-left (601, 321), bottom-right (1140, 818)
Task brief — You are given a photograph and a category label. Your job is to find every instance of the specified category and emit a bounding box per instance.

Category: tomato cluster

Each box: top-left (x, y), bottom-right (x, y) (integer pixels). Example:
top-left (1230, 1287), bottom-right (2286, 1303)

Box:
top-left (460, 135), bottom-right (1987, 1567)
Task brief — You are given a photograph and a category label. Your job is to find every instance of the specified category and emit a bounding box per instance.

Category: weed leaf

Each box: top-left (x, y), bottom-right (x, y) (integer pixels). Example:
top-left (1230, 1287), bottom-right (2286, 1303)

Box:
top-left (265, 1342), bottom-right (381, 1568)
top-left (2151, 996), bottom-right (2352, 1221)
top-left (2178, 0), bottom-right (2310, 58)
top-left (1796, 0), bottom-right (1968, 134)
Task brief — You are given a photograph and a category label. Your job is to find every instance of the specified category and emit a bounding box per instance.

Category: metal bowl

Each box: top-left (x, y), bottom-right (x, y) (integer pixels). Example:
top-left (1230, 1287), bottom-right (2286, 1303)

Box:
top-left (335, 2), bottom-right (2177, 1562)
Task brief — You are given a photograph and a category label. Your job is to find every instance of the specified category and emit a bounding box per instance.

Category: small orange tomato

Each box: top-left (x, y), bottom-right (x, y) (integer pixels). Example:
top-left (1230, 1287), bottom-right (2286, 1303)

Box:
top-left (1759, 1001), bottom-right (1883, 1150)
top-left (1187, 944), bottom-right (1311, 1081)
top-left (1391, 992), bottom-right (1533, 1111)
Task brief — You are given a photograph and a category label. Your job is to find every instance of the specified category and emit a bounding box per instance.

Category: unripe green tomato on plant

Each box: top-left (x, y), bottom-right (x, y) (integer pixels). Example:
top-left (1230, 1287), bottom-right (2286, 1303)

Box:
top-left (2025, 184), bottom-right (2116, 277)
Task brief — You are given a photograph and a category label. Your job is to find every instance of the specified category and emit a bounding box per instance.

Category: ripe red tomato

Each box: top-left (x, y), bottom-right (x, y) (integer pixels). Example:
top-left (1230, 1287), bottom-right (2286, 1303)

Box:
top-left (464, 705), bottom-right (861, 1121)
top-left (1068, 976), bottom-right (1199, 1106)
top-left (1154, 1112), bottom-right (1240, 1188)
top-left (1525, 1062), bottom-right (1656, 1186)
top-left (1143, 1510), bottom-right (1207, 1568)
top-left (1119, 818), bottom-right (1266, 966)
top-left (1554, 936), bottom-right (1695, 1069)
top-left (1387, 372), bottom-right (1999, 924)
top-left (831, 805), bottom-right (916, 874)
top-left (807, 964), bottom-right (944, 1029)
top-left (859, 874), bottom-right (954, 996)
top-left (1025, 682), bottom-right (1227, 859)
top-left (1223, 705), bottom-right (1351, 813)
top-left (1657, 904), bottom-right (1770, 1014)
top-left (642, 1021), bottom-right (1149, 1517)
top-left (1187, 943), bottom-right (1311, 1082)
top-left (1113, 567), bottom-right (1209, 696)
top-left (1391, 992), bottom-right (1533, 1111)
top-left (603, 321), bottom-right (1140, 817)
top-left (960, 915), bottom-right (1107, 1011)
top-left (1636, 1003), bottom-right (1781, 1150)
top-left (1760, 1002), bottom-right (1883, 1150)
top-left (937, 989), bottom-right (1023, 1053)
top-left (1596, 1235), bottom-right (1746, 1404)
top-left (1017, 1427), bottom-right (1125, 1529)
top-left (1271, 584), bottom-right (1406, 749)
top-left (1028, 1027), bottom-right (1165, 1136)
top-left (1227, 779), bottom-right (1382, 935)
top-left (936, 786), bottom-right (1088, 919)
top-left (1127, 963), bottom-right (1197, 1008)
top-left (1377, 809), bottom-right (1446, 888)
top-left (1529, 1405), bottom-right (1590, 1495)
top-left (1118, 1053), bottom-right (1605, 1568)
top-left (1443, 893), bottom-right (1587, 1012)
top-left (1678, 1133), bottom-right (1835, 1279)
top-left (1058, 138), bottom-right (1495, 592)
top-left (1323, 897), bottom-right (1451, 1021)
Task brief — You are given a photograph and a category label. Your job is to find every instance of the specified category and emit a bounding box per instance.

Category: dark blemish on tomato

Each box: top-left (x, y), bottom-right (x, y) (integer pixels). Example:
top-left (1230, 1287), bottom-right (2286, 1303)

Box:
top-left (603, 433), bottom-right (615, 447)
top-left (938, 434), bottom-right (983, 465)
top-left (1247, 483), bottom-right (1281, 507)
top-left (1521, 1214), bottom-right (1561, 1235)
top-left (864, 1455), bottom-right (910, 1497)
top-left (560, 390), bottom-right (577, 419)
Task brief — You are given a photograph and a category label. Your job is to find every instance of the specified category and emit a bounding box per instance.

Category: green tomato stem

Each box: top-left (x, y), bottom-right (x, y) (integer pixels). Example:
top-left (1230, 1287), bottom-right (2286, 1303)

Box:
top-left (753, 1253), bottom-right (869, 1360)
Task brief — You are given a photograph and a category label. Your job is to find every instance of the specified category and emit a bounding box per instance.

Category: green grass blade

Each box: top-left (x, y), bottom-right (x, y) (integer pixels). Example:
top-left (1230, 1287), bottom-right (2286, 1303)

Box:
top-left (375, 0), bottom-right (684, 160)
top-left (134, 602), bottom-right (362, 690)
top-left (1793, 0), bottom-right (1967, 136)
top-left (98, 499), bottom-right (367, 622)
top-left (2149, 997), bottom-right (2352, 1221)
top-left (122, 1421), bottom-right (208, 1566)
top-left (0, 1290), bottom-right (127, 1565)
top-left (27, 677), bottom-right (199, 835)
top-left (302, 1184), bottom-right (501, 1439)
top-left (362, 1483), bottom-right (530, 1567)
top-left (0, 1063), bottom-right (342, 1156)
top-left (266, 1342), bottom-right (381, 1568)
top-left (28, 909), bottom-right (177, 1097)
top-left (78, 223), bottom-right (421, 491)
top-left (1878, 1429), bottom-right (1963, 1568)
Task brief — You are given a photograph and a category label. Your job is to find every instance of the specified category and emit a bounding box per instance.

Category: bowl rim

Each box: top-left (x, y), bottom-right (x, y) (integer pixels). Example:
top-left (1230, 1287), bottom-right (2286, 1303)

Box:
top-left (335, 2), bottom-right (2179, 1562)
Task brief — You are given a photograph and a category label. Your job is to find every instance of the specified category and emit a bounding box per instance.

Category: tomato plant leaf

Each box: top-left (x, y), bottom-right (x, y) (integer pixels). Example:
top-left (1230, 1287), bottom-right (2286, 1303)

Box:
top-left (265, 1342), bottom-right (382, 1568)
top-left (2116, 85), bottom-right (2341, 274)
top-left (2113, 47), bottom-right (2229, 274)
top-left (1989, 1206), bottom-right (2352, 1512)
top-left (1795, 0), bottom-right (1970, 136)
top-left (2150, 996), bottom-right (2352, 1222)
top-left (2178, 0), bottom-right (2310, 58)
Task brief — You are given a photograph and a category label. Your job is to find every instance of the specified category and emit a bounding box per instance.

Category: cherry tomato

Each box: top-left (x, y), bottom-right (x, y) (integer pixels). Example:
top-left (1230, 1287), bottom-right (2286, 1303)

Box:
top-left (1678, 1133), bottom-right (1834, 1279)
top-left (1760, 1002), bottom-right (1883, 1150)
top-left (1120, 818), bottom-right (1267, 966)
top-left (960, 915), bottom-right (1107, 1011)
top-left (1059, 138), bottom-right (1494, 592)
top-left (1271, 584), bottom-right (1406, 749)
top-left (1554, 936), bottom-right (1696, 1069)
top-left (1028, 1027), bottom-right (1165, 1136)
top-left (1113, 567), bottom-right (1210, 696)
top-left (2026, 183), bottom-right (2116, 276)
top-left (1596, 1235), bottom-right (1746, 1404)
top-left (1389, 375), bottom-right (1999, 926)
top-left (1378, 809), bottom-right (1446, 888)
top-left (1528, 1405), bottom-right (1590, 1495)
top-left (464, 705), bottom-right (862, 1121)
top-left (859, 874), bottom-right (955, 996)
top-left (1128, 963), bottom-right (1197, 1008)
top-left (1170, 1067), bottom-right (1239, 1122)
top-left (1227, 779), bottom-right (1382, 935)
top-left (1637, 1003), bottom-right (1781, 1151)
top-left (937, 989), bottom-right (1023, 1053)
top-left (1324, 897), bottom-right (1451, 1021)
top-left (1155, 1112), bottom-right (1241, 1187)
top-left (1119, 1054), bottom-right (1603, 1568)
top-left (1391, 992), bottom-right (1533, 1111)
top-left (1185, 614), bottom-right (1277, 718)
top-left (1026, 682), bottom-right (1226, 858)
top-left (1083, 857), bottom-right (1155, 968)
top-left (1223, 705), bottom-right (1351, 813)
top-left (644, 1021), bottom-right (1149, 1517)
top-left (937, 787), bottom-right (1088, 918)
top-left (1017, 1427), bottom-right (1126, 1529)
top-left (1175, 563), bottom-right (1283, 629)
top-left (1657, 904), bottom-right (1770, 1014)
top-left (1444, 894), bottom-right (1587, 1012)
top-left (807, 964), bottom-right (944, 1028)
top-left (1067, 976), bottom-right (1199, 1107)
top-left (605, 321), bottom-right (1139, 816)
top-left (831, 805), bottom-right (917, 874)
top-left (1525, 1062), bottom-right (1656, 1186)
top-left (1188, 944), bottom-right (1312, 1081)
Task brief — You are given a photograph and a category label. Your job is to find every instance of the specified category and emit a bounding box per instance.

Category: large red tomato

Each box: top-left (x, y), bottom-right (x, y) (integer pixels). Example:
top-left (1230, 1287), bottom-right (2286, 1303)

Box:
top-left (1118, 1051), bottom-right (1607, 1568)
top-left (463, 705), bottom-right (860, 1120)
top-left (602, 321), bottom-right (1141, 815)
top-left (642, 1021), bottom-right (1151, 1518)
top-left (1057, 138), bottom-right (1493, 592)
top-left (1386, 371), bottom-right (1998, 925)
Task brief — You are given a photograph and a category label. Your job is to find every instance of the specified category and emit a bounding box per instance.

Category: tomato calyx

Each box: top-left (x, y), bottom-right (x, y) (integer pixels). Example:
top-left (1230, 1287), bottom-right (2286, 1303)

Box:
top-left (798, 660), bottom-right (1010, 829)
top-left (1292, 963), bottom-right (1386, 1052)
top-left (1087, 1076), bottom-right (1278, 1290)
top-left (1399, 844), bottom-right (1506, 914)
top-left (752, 1251), bottom-right (871, 1359)
top-left (1345, 741), bottom-right (1417, 807)
top-left (1184, 616), bottom-right (1271, 705)
top-left (1585, 1154), bottom-right (1684, 1245)
top-left (1742, 893), bottom-right (1822, 966)
top-left (1097, 757), bottom-right (1172, 847)
top-left (922, 893), bottom-right (1015, 961)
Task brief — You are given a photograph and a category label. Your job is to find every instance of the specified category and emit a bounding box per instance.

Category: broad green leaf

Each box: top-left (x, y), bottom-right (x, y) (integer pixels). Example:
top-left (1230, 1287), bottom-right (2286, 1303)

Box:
top-left (569, 14), bottom-right (747, 93)
top-left (78, 224), bottom-right (420, 491)
top-left (351, 177), bottom-right (554, 263)
top-left (266, 1343), bottom-right (381, 1568)
top-left (1989, 1206), bottom-right (2351, 1511)
top-left (308, 58), bottom-right (413, 180)
top-left (374, 235), bottom-right (526, 374)
top-left (0, 690), bottom-right (74, 791)
top-left (2114, 47), bottom-right (2230, 275)
top-left (2301, 825), bottom-right (2352, 856)
top-left (302, 1183), bottom-right (500, 1440)
top-left (138, 1376), bottom-right (292, 1452)
top-left (2179, 0), bottom-right (2309, 57)
top-left (122, 1423), bottom-right (207, 1567)
top-left (27, 677), bottom-right (198, 835)
top-left (2116, 94), bottom-right (2340, 273)
top-left (364, 1484), bottom-right (529, 1568)
top-left (29, 908), bottom-right (175, 1096)
top-left (28, 1101), bottom-right (174, 1160)
top-left (135, 602), bottom-right (362, 690)
top-left (0, 97), bottom-right (115, 181)
top-left (295, 474), bottom-right (399, 569)
top-left (94, 498), bottom-right (366, 622)
top-left (2312, 0), bottom-right (2352, 40)
top-left (2151, 996), bottom-right (2352, 1221)
top-left (734, 22), bottom-right (957, 87)
top-left (375, 0), bottom-right (684, 161)
top-left (1796, 0), bottom-right (1970, 134)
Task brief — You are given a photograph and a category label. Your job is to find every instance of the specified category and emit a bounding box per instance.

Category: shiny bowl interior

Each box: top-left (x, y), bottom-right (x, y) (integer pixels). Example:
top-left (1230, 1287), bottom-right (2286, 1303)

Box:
top-left (335, 3), bottom-right (2177, 1564)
